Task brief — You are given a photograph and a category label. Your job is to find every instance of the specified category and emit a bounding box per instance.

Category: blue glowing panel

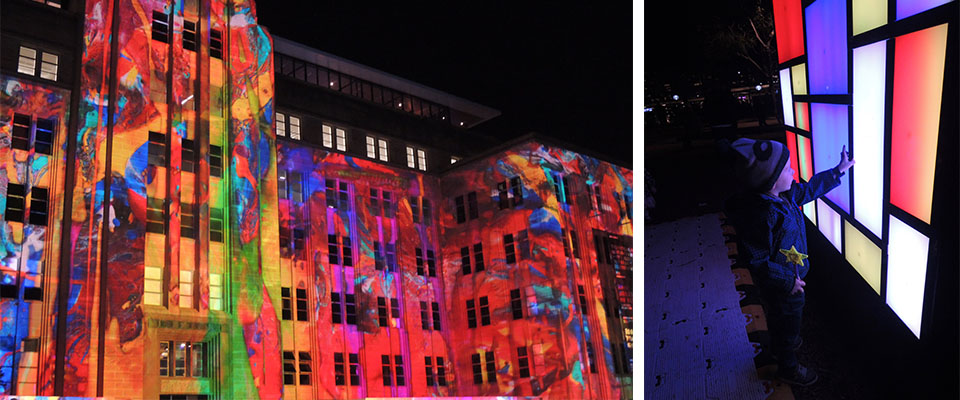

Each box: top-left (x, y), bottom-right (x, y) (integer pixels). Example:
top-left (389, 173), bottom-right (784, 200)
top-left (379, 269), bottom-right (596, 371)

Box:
top-left (805, 0), bottom-right (849, 94)
top-left (897, 0), bottom-right (954, 20)
top-left (852, 41), bottom-right (887, 238)
top-left (811, 103), bottom-right (851, 213)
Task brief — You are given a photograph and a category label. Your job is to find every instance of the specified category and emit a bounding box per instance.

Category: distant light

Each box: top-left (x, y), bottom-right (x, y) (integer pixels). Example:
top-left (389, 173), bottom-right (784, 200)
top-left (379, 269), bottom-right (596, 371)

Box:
top-left (459, 122), bottom-right (464, 126)
top-left (644, 107), bottom-right (653, 112)
top-left (398, 103), bottom-right (402, 107)
top-left (756, 85), bottom-right (763, 91)
top-left (330, 81), bottom-right (335, 86)
top-left (442, 116), bottom-right (446, 120)
top-left (672, 95), bottom-right (680, 101)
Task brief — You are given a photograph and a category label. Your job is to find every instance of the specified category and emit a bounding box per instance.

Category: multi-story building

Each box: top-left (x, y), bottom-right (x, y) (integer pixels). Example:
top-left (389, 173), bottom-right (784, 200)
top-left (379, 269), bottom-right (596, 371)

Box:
top-left (0, 0), bottom-right (633, 399)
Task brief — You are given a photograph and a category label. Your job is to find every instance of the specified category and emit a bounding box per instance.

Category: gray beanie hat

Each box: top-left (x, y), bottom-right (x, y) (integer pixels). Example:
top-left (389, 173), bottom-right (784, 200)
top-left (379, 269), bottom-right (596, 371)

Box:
top-left (731, 138), bottom-right (789, 191)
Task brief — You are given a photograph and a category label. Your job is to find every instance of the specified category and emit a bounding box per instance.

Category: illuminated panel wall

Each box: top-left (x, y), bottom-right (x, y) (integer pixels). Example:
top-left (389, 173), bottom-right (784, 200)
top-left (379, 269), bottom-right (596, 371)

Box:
top-left (774, 0), bottom-right (956, 339)
top-left (439, 140), bottom-right (632, 399)
top-left (0, 77), bottom-right (70, 395)
top-left (785, 132), bottom-right (800, 182)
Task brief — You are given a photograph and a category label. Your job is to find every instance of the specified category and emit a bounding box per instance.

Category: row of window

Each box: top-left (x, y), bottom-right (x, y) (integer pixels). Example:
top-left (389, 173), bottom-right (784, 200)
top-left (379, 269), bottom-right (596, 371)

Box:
top-left (148, 131), bottom-right (224, 177)
top-left (11, 114), bottom-right (55, 154)
top-left (275, 53), bottom-right (452, 124)
top-left (159, 341), bottom-right (206, 378)
top-left (144, 199), bottom-right (224, 242)
top-left (17, 46), bottom-right (58, 81)
top-left (276, 112), bottom-right (445, 170)
top-left (452, 177), bottom-right (625, 224)
top-left (465, 284), bottom-right (590, 328)
top-left (151, 11), bottom-right (223, 59)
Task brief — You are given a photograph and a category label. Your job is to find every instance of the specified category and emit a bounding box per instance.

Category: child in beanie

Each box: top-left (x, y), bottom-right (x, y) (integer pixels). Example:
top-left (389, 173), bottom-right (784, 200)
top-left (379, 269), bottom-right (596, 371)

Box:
top-left (725, 137), bottom-right (855, 386)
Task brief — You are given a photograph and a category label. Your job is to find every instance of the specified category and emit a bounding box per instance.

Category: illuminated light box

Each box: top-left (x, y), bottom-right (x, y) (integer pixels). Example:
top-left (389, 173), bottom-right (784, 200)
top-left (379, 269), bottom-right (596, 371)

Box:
top-left (797, 134), bottom-right (813, 181)
top-left (803, 200), bottom-right (817, 225)
top-left (791, 63), bottom-right (808, 95)
top-left (805, 0), bottom-right (849, 94)
top-left (886, 215), bottom-right (930, 338)
top-left (780, 68), bottom-right (795, 127)
top-left (811, 103), bottom-right (850, 213)
top-left (853, 0), bottom-right (888, 35)
top-left (890, 23), bottom-right (948, 224)
top-left (843, 221), bottom-right (882, 294)
top-left (794, 102), bottom-right (810, 131)
top-left (852, 40), bottom-right (887, 237)
top-left (786, 132), bottom-right (800, 182)
top-left (816, 199), bottom-right (842, 252)
top-left (773, 0), bottom-right (806, 63)
top-left (897, 0), bottom-right (954, 20)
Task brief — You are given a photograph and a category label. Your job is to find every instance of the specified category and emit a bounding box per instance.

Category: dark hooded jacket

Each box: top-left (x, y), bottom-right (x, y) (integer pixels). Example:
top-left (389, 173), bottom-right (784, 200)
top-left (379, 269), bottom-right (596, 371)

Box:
top-left (726, 168), bottom-right (843, 294)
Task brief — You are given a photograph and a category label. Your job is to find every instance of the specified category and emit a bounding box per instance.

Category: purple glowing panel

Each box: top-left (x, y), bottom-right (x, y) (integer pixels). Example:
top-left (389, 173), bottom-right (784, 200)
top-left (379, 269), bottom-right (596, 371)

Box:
top-left (811, 103), bottom-right (850, 213)
top-left (805, 0), bottom-right (849, 94)
top-left (897, 0), bottom-right (954, 20)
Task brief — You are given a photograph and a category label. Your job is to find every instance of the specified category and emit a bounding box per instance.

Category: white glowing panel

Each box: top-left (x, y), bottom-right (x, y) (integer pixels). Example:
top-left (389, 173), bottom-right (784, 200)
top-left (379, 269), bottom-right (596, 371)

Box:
top-left (852, 41), bottom-right (887, 238)
top-left (780, 68), bottom-right (795, 127)
top-left (803, 201), bottom-right (817, 225)
top-left (886, 215), bottom-right (930, 338)
top-left (816, 199), bottom-right (841, 252)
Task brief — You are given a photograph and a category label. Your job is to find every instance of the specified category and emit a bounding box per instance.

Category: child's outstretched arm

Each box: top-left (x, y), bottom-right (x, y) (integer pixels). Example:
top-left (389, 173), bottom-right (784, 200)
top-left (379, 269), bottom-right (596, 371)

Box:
top-left (789, 145), bottom-right (856, 206)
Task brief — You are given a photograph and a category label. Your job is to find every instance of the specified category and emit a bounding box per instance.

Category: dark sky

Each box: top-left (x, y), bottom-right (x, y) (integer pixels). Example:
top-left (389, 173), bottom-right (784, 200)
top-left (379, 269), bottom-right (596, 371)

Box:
top-left (256, 2), bottom-right (633, 166)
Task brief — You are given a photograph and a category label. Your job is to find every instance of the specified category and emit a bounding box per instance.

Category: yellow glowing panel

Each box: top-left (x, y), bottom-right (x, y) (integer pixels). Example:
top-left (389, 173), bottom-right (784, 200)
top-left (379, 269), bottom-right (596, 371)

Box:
top-left (843, 221), bottom-right (881, 294)
top-left (791, 64), bottom-right (808, 95)
top-left (853, 0), bottom-right (888, 35)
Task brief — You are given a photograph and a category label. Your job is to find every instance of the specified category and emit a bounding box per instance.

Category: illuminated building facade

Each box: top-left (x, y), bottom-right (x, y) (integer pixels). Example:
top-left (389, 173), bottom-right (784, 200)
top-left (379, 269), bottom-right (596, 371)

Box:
top-left (0, 0), bottom-right (633, 399)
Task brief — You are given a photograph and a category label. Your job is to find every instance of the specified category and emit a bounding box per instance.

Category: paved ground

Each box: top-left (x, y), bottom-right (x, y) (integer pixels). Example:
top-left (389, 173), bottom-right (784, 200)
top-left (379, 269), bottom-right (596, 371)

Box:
top-left (644, 214), bottom-right (767, 399)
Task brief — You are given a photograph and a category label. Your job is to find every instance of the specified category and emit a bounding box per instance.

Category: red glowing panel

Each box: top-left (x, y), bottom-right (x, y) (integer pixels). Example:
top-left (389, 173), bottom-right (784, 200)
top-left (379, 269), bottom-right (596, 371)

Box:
top-left (773, 0), bottom-right (806, 63)
top-left (786, 131), bottom-right (800, 182)
top-left (890, 23), bottom-right (948, 224)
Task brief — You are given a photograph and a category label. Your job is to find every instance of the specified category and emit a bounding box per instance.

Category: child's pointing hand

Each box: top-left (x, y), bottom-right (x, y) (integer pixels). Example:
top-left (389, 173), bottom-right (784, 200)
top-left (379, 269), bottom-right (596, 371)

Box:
top-left (837, 145), bottom-right (855, 173)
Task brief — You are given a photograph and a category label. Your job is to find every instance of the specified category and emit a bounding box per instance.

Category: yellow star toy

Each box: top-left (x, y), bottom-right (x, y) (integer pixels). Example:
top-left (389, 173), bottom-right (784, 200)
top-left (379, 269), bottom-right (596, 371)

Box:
top-left (779, 245), bottom-right (809, 266)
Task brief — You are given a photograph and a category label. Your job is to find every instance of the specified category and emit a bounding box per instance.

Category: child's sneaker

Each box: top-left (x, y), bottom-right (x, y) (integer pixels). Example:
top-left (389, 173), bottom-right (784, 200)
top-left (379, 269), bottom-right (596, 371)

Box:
top-left (778, 364), bottom-right (818, 386)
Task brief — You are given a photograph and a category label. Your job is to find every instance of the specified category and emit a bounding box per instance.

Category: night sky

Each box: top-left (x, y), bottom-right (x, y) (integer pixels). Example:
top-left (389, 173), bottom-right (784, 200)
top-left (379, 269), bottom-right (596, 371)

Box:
top-left (256, 2), bottom-right (633, 166)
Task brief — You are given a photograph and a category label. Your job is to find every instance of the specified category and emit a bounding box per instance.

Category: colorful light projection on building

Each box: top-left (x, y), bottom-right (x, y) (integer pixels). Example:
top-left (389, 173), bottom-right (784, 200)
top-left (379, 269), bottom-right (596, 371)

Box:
top-left (773, 0), bottom-right (956, 338)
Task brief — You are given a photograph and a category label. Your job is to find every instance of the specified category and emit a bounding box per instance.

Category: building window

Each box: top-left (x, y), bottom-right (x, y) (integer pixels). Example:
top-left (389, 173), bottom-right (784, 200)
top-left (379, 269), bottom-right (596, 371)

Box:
top-left (406, 146), bottom-right (415, 168)
top-left (281, 287), bottom-right (292, 320)
top-left (336, 128), bottom-right (347, 151)
top-left (454, 196), bottom-right (466, 223)
top-left (182, 139), bottom-right (195, 173)
top-left (480, 296), bottom-right (490, 326)
top-left (378, 297), bottom-right (389, 327)
top-left (34, 117), bottom-right (53, 155)
top-left (426, 250), bottom-right (436, 277)
top-left (148, 131), bottom-right (166, 167)
top-left (551, 172), bottom-right (567, 204)
top-left (322, 125), bottom-right (333, 148)
top-left (432, 302), bottom-right (441, 330)
top-left (497, 177), bottom-right (523, 209)
top-left (210, 208), bottom-right (224, 242)
top-left (485, 351), bottom-right (497, 383)
top-left (159, 341), bottom-right (205, 378)
top-left (381, 354), bottom-right (405, 386)
top-left (152, 11), bottom-right (170, 43)
top-left (587, 344), bottom-right (598, 373)
top-left (409, 197), bottom-right (431, 225)
top-left (327, 234), bottom-right (352, 266)
top-left (210, 29), bottom-right (223, 59)
top-left (181, 202), bottom-right (196, 239)
top-left (296, 288), bottom-right (308, 321)
top-left (377, 138), bottom-right (388, 162)
top-left (578, 285), bottom-right (588, 316)
top-left (289, 116), bottom-right (301, 140)
top-left (420, 301), bottom-right (430, 330)
top-left (277, 170), bottom-right (288, 199)
top-left (467, 192), bottom-right (479, 219)
top-left (365, 136), bottom-right (377, 159)
top-left (331, 292), bottom-right (342, 324)
top-left (11, 114), bottom-right (30, 151)
top-left (335, 352), bottom-right (360, 386)
top-left (144, 266), bottom-right (163, 305)
top-left (146, 197), bottom-right (165, 234)
top-left (276, 113), bottom-right (286, 137)
top-left (179, 270), bottom-right (194, 308)
top-left (504, 233), bottom-right (516, 264)
top-left (299, 352), bottom-right (312, 385)
top-left (377, 297), bottom-right (400, 328)
top-left (283, 351), bottom-right (296, 385)
top-left (183, 20), bottom-right (198, 51)
top-left (289, 172), bottom-right (303, 202)
top-left (589, 184), bottom-right (603, 211)
top-left (471, 353), bottom-right (483, 384)
top-left (209, 273), bottom-right (223, 310)
top-left (369, 189), bottom-right (394, 218)
top-left (510, 289), bottom-right (523, 320)
top-left (210, 144), bottom-right (223, 177)
top-left (517, 347), bottom-right (530, 378)
top-left (417, 149), bottom-right (427, 171)
top-left (29, 187), bottom-right (48, 226)
top-left (461, 242), bottom-right (484, 275)
top-left (345, 293), bottom-right (357, 324)
top-left (6, 183), bottom-right (25, 223)
top-left (472, 351), bottom-right (496, 384)
top-left (415, 248), bottom-right (424, 276)
top-left (466, 299), bottom-right (477, 328)
top-left (17, 46), bottom-right (37, 76)
top-left (571, 230), bottom-right (581, 259)
top-left (425, 356), bottom-right (435, 386)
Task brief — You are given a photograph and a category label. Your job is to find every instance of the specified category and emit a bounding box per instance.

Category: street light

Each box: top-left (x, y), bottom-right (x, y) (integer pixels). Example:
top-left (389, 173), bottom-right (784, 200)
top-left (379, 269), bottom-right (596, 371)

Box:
top-left (672, 95), bottom-right (679, 101)
top-left (756, 85), bottom-right (763, 91)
